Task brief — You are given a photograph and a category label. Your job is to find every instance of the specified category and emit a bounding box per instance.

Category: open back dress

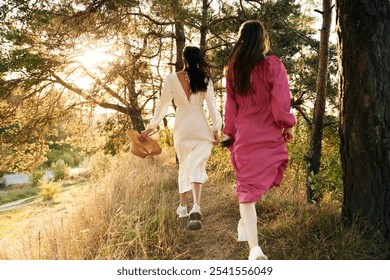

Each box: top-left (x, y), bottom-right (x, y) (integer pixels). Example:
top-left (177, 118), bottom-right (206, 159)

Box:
top-left (147, 73), bottom-right (222, 193)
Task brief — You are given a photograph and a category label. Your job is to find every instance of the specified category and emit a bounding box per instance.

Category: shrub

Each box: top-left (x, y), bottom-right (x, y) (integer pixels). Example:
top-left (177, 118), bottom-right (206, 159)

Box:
top-left (0, 176), bottom-right (6, 190)
top-left (83, 152), bottom-right (113, 181)
top-left (51, 159), bottom-right (70, 181)
top-left (45, 144), bottom-right (85, 168)
top-left (307, 121), bottom-right (343, 202)
top-left (38, 180), bottom-right (63, 201)
top-left (29, 169), bottom-right (46, 187)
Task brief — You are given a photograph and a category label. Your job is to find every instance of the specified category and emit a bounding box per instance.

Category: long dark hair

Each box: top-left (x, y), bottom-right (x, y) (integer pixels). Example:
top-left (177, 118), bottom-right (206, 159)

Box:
top-left (225, 20), bottom-right (270, 96)
top-left (182, 46), bottom-right (210, 93)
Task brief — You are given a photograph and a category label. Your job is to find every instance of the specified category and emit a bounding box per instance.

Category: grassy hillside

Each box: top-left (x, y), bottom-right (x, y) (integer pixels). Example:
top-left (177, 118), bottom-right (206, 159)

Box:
top-left (0, 147), bottom-right (389, 260)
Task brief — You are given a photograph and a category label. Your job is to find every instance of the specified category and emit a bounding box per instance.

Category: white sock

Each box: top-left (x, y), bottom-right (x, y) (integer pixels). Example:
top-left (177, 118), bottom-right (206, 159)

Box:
top-left (239, 202), bottom-right (259, 249)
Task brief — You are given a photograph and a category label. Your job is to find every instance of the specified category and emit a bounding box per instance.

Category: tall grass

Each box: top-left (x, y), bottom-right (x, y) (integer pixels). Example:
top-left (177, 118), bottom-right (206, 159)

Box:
top-left (0, 185), bottom-right (38, 206)
top-left (205, 146), bottom-right (390, 260)
top-left (0, 146), bottom-right (389, 260)
top-left (248, 151), bottom-right (389, 260)
top-left (0, 150), bottom-right (181, 259)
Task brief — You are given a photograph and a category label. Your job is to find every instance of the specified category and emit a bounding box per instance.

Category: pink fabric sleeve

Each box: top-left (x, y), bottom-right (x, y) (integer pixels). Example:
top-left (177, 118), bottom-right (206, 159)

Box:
top-left (222, 76), bottom-right (237, 138)
top-left (268, 56), bottom-right (296, 128)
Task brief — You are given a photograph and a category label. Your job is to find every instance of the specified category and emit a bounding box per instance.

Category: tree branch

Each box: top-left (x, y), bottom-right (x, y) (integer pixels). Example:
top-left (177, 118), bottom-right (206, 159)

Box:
top-left (128, 12), bottom-right (175, 26)
top-left (209, 15), bottom-right (241, 26)
top-left (49, 70), bottom-right (85, 97)
top-left (239, 0), bottom-right (249, 19)
top-left (79, 65), bottom-right (128, 106)
top-left (141, 91), bottom-right (159, 111)
top-left (294, 105), bottom-right (312, 126)
top-left (98, 102), bottom-right (129, 114)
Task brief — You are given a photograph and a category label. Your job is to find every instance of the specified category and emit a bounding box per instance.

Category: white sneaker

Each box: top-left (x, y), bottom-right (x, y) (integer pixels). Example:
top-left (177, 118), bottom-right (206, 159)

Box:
top-left (237, 219), bottom-right (247, 241)
top-left (188, 204), bottom-right (202, 230)
top-left (189, 204), bottom-right (201, 216)
top-left (248, 246), bottom-right (268, 260)
top-left (176, 205), bottom-right (189, 218)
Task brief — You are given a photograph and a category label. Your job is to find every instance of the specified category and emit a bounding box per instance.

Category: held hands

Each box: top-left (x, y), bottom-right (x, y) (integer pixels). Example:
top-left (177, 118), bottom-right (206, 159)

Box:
top-left (220, 134), bottom-right (233, 148)
top-left (282, 127), bottom-right (294, 142)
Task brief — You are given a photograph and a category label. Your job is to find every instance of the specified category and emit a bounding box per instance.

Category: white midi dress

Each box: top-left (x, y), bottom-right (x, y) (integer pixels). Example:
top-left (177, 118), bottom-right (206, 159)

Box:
top-left (147, 73), bottom-right (222, 193)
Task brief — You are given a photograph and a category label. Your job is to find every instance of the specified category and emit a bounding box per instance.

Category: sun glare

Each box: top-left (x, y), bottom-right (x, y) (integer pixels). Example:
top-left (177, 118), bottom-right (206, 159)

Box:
top-left (71, 44), bottom-right (117, 90)
top-left (75, 47), bottom-right (115, 70)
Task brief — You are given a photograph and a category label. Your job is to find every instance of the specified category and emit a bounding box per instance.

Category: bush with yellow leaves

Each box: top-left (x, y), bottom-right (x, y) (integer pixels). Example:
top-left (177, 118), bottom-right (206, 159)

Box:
top-left (38, 180), bottom-right (63, 201)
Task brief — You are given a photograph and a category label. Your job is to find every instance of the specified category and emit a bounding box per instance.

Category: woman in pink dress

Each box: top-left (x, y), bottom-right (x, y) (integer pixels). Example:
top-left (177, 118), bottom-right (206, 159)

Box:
top-left (223, 20), bottom-right (296, 259)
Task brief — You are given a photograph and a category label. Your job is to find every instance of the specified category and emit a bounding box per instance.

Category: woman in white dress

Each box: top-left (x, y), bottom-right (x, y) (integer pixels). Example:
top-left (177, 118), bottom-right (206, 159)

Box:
top-left (141, 46), bottom-right (222, 230)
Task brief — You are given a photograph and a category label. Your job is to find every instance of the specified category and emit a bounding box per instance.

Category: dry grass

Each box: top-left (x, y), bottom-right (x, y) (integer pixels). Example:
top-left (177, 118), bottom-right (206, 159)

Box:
top-left (252, 165), bottom-right (390, 260)
top-left (0, 146), bottom-right (389, 260)
top-left (0, 150), bottom-right (181, 259)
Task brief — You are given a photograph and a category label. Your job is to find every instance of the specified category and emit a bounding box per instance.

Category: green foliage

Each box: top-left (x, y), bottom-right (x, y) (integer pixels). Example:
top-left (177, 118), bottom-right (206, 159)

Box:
top-left (0, 185), bottom-right (38, 206)
top-left (286, 114), bottom-right (342, 203)
top-left (51, 159), bottom-right (70, 181)
top-left (82, 152), bottom-right (114, 181)
top-left (207, 145), bottom-right (235, 183)
top-left (42, 122), bottom-right (87, 168)
top-left (309, 120), bottom-right (343, 202)
top-left (98, 113), bottom-right (131, 156)
top-left (38, 180), bottom-right (62, 201)
top-left (284, 115), bottom-right (311, 193)
top-left (156, 126), bottom-right (174, 148)
top-left (45, 144), bottom-right (84, 168)
top-left (258, 190), bottom-right (390, 259)
top-left (308, 158), bottom-right (343, 202)
top-left (0, 176), bottom-right (6, 190)
top-left (1, 0), bottom-right (331, 177)
top-left (7, 48), bottom-right (50, 73)
top-left (29, 168), bottom-right (45, 187)
top-left (0, 97), bottom-right (52, 174)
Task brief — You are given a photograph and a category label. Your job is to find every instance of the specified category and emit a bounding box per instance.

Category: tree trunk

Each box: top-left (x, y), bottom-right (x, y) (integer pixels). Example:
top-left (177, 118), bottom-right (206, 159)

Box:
top-left (306, 0), bottom-right (333, 202)
top-left (124, 41), bottom-right (146, 132)
top-left (172, 0), bottom-right (185, 72)
top-left (337, 0), bottom-right (390, 240)
top-left (175, 20), bottom-right (185, 71)
top-left (127, 82), bottom-right (145, 132)
top-left (200, 0), bottom-right (209, 52)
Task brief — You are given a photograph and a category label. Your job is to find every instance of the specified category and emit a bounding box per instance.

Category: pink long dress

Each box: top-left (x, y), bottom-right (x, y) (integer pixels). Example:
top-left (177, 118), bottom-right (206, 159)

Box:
top-left (223, 55), bottom-right (296, 203)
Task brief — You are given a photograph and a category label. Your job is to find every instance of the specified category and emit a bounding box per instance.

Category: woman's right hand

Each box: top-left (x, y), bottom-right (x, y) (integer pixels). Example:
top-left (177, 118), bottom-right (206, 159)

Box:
top-left (282, 127), bottom-right (294, 141)
top-left (140, 129), bottom-right (153, 142)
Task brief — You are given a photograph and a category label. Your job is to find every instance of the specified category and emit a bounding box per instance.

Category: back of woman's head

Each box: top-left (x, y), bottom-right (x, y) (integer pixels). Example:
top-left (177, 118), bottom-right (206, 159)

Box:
top-left (226, 20), bottom-right (270, 95)
top-left (183, 46), bottom-right (210, 93)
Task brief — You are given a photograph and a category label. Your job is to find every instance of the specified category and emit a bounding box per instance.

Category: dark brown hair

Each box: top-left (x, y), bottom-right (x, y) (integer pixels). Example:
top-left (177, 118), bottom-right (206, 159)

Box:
top-left (183, 46), bottom-right (210, 93)
top-left (225, 20), bottom-right (270, 96)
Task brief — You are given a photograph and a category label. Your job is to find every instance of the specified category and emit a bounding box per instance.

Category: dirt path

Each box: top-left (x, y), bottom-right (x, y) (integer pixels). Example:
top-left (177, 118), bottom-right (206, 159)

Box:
top-left (0, 184), bottom-right (92, 253)
top-left (174, 182), bottom-right (247, 260)
top-left (0, 196), bottom-right (37, 213)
